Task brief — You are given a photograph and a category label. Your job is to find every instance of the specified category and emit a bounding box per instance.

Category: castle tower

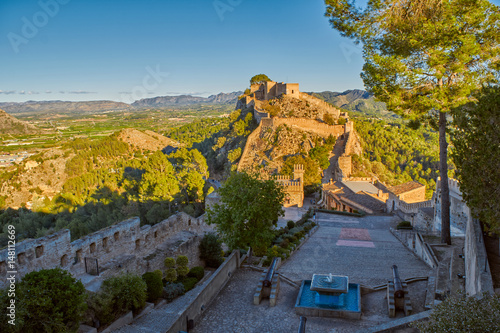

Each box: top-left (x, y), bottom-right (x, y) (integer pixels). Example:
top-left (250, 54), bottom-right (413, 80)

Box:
top-left (344, 119), bottom-right (354, 134)
top-left (293, 164), bottom-right (305, 184)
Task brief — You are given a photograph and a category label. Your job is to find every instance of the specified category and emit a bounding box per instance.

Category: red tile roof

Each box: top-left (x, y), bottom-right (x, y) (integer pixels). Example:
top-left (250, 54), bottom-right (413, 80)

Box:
top-left (388, 181), bottom-right (425, 195)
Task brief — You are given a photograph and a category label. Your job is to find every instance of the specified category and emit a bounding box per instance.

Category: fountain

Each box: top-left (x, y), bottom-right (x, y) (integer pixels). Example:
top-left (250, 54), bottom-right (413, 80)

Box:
top-left (295, 273), bottom-right (361, 319)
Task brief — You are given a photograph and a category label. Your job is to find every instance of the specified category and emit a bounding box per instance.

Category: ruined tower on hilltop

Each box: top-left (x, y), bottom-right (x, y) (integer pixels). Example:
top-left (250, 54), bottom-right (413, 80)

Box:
top-left (250, 81), bottom-right (300, 100)
top-left (274, 164), bottom-right (305, 207)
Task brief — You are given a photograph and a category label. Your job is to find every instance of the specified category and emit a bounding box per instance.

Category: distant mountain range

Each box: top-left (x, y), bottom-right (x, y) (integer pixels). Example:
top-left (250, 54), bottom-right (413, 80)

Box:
top-left (307, 89), bottom-right (393, 117)
top-left (131, 91), bottom-right (242, 108)
top-left (0, 92), bottom-right (243, 115)
top-left (0, 89), bottom-right (393, 117)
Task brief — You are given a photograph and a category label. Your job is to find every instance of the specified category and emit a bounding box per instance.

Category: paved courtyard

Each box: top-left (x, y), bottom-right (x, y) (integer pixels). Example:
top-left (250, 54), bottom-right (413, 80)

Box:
top-left (192, 213), bottom-right (432, 333)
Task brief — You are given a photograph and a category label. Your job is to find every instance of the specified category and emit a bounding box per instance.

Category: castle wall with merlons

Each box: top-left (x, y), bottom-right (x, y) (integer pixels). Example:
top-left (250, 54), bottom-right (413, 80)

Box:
top-left (272, 117), bottom-right (345, 138)
top-left (0, 212), bottom-right (211, 288)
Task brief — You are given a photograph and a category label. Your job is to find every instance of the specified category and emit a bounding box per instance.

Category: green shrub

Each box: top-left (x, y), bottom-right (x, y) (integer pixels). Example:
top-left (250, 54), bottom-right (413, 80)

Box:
top-left (199, 232), bottom-right (223, 268)
top-left (176, 266), bottom-right (189, 278)
top-left (287, 220), bottom-right (295, 229)
top-left (101, 273), bottom-right (147, 316)
top-left (397, 221), bottom-right (413, 229)
top-left (289, 227), bottom-right (304, 235)
top-left (253, 244), bottom-right (267, 257)
top-left (176, 255), bottom-right (189, 267)
top-left (142, 271), bottom-right (163, 303)
top-left (164, 257), bottom-right (176, 268)
top-left (262, 257), bottom-right (272, 266)
top-left (273, 237), bottom-right (284, 245)
top-left (179, 277), bottom-right (198, 292)
top-left (165, 268), bottom-right (177, 283)
top-left (153, 269), bottom-right (163, 280)
top-left (85, 292), bottom-right (115, 327)
top-left (163, 283), bottom-right (185, 302)
top-left (188, 266), bottom-right (205, 281)
top-left (5, 268), bottom-right (87, 333)
top-left (412, 292), bottom-right (500, 332)
top-left (279, 238), bottom-right (290, 248)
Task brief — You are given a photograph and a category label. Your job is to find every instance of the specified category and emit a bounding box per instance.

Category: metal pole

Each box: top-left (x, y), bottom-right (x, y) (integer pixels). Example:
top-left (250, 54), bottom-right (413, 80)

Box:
top-left (298, 316), bottom-right (307, 333)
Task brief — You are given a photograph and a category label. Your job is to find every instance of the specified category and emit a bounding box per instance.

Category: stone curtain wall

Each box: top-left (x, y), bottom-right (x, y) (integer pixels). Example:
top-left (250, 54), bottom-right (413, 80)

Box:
top-left (465, 215), bottom-right (494, 295)
top-left (299, 92), bottom-right (341, 118)
top-left (272, 117), bottom-right (345, 138)
top-left (237, 121), bottom-right (263, 172)
top-left (0, 212), bottom-right (209, 288)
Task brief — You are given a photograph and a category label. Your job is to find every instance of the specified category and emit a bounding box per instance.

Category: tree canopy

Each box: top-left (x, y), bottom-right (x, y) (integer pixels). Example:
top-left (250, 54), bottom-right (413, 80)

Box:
top-left (250, 74), bottom-right (272, 86)
top-left (452, 86), bottom-right (500, 233)
top-left (7, 268), bottom-right (88, 333)
top-left (206, 172), bottom-right (285, 251)
top-left (324, 0), bottom-right (500, 244)
top-left (139, 151), bottom-right (179, 201)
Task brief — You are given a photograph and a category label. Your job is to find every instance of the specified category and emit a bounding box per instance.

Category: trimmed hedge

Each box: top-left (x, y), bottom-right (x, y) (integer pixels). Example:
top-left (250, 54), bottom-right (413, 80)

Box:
top-left (179, 277), bottom-right (198, 292)
top-left (142, 270), bottom-right (163, 302)
top-left (163, 283), bottom-right (185, 302)
top-left (187, 266), bottom-right (205, 281)
top-left (199, 233), bottom-right (223, 268)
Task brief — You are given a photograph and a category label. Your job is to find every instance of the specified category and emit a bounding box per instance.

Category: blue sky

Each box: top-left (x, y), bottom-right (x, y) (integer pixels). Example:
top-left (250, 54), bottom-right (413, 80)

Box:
top-left (1, 0), bottom-right (498, 103)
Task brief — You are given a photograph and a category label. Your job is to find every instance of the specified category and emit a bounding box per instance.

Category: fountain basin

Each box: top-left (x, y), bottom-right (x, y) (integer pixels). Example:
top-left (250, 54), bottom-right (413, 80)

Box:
top-left (295, 280), bottom-right (361, 319)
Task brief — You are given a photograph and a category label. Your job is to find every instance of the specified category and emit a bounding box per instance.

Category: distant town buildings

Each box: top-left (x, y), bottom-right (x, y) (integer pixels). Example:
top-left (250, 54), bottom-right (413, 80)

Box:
top-left (0, 151), bottom-right (34, 167)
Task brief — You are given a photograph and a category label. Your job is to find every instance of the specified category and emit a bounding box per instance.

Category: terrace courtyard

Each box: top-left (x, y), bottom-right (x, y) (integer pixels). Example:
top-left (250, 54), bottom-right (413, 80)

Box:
top-left (192, 213), bottom-right (432, 333)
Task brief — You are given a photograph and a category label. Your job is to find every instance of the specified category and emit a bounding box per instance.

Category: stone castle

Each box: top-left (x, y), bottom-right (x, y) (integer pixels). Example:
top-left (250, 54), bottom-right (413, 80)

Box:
top-left (250, 81), bottom-right (300, 100)
top-left (237, 81), bottom-right (356, 208)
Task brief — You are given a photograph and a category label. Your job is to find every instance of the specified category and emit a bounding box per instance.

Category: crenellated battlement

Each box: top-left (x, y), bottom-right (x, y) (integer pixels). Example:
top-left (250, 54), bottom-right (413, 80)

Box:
top-left (0, 212), bottom-right (210, 289)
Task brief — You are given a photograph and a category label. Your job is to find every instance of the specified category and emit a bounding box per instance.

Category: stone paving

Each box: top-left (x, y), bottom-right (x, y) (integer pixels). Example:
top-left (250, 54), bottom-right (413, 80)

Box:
top-left (192, 213), bottom-right (432, 333)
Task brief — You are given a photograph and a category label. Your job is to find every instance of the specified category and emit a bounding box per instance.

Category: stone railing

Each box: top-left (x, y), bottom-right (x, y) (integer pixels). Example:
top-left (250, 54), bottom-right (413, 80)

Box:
top-left (398, 199), bottom-right (434, 214)
top-left (390, 229), bottom-right (438, 269)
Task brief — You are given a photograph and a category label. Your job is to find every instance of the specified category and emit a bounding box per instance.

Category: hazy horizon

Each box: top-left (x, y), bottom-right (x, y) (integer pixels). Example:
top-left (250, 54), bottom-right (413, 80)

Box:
top-left (1, 0), bottom-right (372, 103)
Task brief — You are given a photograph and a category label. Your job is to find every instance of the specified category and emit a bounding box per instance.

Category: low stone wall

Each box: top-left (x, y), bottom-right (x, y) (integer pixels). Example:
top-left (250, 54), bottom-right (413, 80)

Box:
top-left (390, 229), bottom-right (438, 269)
top-left (167, 250), bottom-right (241, 332)
top-left (0, 212), bottom-right (210, 288)
top-left (465, 216), bottom-right (494, 295)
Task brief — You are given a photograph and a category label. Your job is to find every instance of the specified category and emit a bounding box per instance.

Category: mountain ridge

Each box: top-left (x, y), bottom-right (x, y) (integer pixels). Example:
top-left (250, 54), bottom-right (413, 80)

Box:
top-left (131, 91), bottom-right (243, 108)
top-left (0, 109), bottom-right (38, 135)
top-left (0, 89), bottom-right (391, 116)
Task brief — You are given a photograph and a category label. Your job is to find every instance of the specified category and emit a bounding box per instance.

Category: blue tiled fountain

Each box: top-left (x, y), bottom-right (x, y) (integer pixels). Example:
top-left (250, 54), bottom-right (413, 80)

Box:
top-left (295, 274), bottom-right (361, 319)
